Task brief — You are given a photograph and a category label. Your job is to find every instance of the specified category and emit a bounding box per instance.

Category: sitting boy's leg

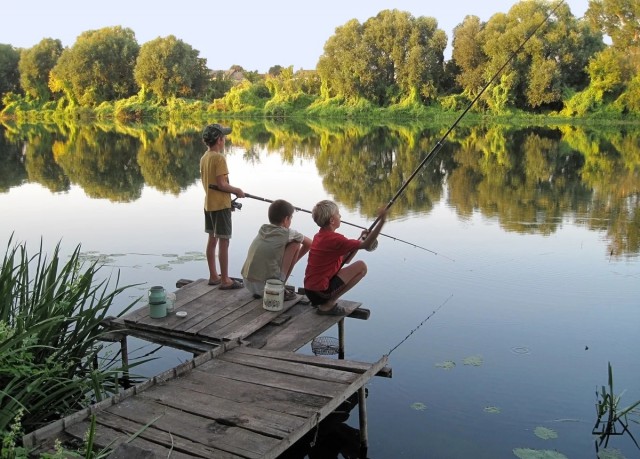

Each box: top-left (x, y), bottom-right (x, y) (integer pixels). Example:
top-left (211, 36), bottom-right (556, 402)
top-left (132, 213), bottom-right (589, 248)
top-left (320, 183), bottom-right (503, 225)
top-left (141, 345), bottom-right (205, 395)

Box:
top-left (281, 242), bottom-right (302, 282)
top-left (317, 261), bottom-right (367, 312)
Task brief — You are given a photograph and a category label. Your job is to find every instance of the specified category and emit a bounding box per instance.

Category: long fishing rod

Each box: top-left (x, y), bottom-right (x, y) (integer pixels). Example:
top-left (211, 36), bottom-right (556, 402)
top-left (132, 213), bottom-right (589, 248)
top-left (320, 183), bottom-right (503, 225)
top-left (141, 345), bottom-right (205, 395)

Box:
top-left (365, 0), bottom-right (566, 233)
top-left (207, 184), bottom-right (452, 259)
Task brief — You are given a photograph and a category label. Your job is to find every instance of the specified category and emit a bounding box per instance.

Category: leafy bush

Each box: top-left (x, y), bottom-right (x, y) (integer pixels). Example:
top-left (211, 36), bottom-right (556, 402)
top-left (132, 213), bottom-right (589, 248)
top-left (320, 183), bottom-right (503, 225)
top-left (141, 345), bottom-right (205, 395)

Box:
top-left (0, 236), bottom-right (139, 437)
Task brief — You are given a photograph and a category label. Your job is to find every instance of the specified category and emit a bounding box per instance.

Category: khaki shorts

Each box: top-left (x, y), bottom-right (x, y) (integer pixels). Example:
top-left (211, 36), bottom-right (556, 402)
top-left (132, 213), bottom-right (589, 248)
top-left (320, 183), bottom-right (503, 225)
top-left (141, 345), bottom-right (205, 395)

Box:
top-left (204, 208), bottom-right (232, 238)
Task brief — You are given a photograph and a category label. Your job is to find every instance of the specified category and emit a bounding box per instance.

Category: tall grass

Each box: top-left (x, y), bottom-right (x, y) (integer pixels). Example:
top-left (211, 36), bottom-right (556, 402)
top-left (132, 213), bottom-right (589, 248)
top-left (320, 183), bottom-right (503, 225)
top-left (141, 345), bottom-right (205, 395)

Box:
top-left (0, 235), bottom-right (140, 435)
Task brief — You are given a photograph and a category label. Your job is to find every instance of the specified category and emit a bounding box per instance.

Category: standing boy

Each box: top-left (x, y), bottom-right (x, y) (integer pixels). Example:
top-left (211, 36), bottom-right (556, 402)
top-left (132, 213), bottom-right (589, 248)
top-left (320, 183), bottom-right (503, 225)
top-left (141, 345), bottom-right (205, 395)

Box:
top-left (304, 200), bottom-right (387, 315)
top-left (241, 199), bottom-right (312, 300)
top-left (200, 123), bottom-right (245, 290)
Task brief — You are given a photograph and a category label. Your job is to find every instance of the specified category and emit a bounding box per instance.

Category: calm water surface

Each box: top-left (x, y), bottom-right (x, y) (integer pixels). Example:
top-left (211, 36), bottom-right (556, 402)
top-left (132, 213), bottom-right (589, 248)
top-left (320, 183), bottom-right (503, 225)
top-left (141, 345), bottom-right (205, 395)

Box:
top-left (1, 121), bottom-right (639, 458)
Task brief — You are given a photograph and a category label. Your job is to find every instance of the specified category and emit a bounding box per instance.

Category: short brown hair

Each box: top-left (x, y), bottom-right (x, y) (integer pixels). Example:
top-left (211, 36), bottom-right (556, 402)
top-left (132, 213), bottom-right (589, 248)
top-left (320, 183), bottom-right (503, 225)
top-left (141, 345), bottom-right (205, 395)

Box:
top-left (268, 200), bottom-right (295, 224)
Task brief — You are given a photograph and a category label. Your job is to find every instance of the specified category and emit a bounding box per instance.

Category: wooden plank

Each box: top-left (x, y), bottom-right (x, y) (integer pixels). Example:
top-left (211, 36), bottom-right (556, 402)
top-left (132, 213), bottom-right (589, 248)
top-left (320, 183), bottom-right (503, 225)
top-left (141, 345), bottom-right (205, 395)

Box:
top-left (171, 370), bottom-right (329, 417)
top-left (64, 419), bottom-right (196, 459)
top-left (172, 289), bottom-right (256, 335)
top-left (137, 383), bottom-right (305, 439)
top-left (104, 399), bottom-right (275, 458)
top-left (262, 354), bottom-right (389, 459)
top-left (197, 359), bottom-right (348, 399)
top-left (122, 279), bottom-right (209, 325)
top-left (209, 297), bottom-right (302, 341)
top-left (260, 300), bottom-right (362, 351)
top-left (232, 347), bottom-right (393, 378)
top-left (218, 350), bottom-right (357, 384)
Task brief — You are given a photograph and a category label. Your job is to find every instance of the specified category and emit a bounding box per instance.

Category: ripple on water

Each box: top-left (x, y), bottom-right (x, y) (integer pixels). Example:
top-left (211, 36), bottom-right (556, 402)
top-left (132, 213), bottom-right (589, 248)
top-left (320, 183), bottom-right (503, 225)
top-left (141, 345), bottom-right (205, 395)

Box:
top-left (511, 346), bottom-right (531, 355)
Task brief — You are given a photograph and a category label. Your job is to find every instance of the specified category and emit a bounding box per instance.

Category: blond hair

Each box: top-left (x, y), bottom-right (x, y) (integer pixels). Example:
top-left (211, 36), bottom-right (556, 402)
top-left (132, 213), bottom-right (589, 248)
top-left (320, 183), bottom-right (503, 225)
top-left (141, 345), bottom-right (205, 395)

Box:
top-left (312, 200), bottom-right (339, 227)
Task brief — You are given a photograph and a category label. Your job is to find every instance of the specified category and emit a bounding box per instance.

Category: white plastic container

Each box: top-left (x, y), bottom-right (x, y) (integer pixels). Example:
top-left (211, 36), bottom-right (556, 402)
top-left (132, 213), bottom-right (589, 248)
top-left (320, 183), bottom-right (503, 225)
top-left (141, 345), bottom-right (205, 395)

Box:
top-left (166, 292), bottom-right (176, 312)
top-left (262, 279), bottom-right (284, 311)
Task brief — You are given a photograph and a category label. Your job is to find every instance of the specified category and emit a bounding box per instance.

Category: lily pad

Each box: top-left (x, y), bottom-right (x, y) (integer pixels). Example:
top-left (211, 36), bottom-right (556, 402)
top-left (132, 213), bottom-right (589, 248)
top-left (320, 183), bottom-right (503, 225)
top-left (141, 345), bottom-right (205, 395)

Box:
top-left (463, 355), bottom-right (484, 366)
top-left (597, 448), bottom-right (626, 459)
top-left (484, 406), bottom-right (501, 414)
top-left (533, 427), bottom-right (558, 440)
top-left (534, 426), bottom-right (558, 440)
top-left (513, 448), bottom-right (568, 459)
top-left (410, 402), bottom-right (427, 411)
top-left (435, 360), bottom-right (456, 370)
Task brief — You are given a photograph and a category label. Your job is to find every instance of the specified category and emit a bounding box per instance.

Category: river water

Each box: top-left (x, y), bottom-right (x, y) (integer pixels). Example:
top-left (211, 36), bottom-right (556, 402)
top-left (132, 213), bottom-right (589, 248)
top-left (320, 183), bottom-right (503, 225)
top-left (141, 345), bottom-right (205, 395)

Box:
top-left (1, 120), bottom-right (639, 458)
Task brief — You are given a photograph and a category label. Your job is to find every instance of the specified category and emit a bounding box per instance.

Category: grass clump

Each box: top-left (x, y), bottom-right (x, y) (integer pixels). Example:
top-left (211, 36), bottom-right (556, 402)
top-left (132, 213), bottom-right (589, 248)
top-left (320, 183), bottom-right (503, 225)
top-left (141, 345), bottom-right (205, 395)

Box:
top-left (0, 235), bottom-right (140, 446)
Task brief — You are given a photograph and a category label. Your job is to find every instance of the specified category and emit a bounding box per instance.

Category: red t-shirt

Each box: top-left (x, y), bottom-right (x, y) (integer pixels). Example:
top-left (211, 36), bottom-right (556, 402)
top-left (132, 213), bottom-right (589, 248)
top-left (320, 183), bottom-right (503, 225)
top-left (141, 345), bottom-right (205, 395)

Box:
top-left (304, 228), bottom-right (361, 292)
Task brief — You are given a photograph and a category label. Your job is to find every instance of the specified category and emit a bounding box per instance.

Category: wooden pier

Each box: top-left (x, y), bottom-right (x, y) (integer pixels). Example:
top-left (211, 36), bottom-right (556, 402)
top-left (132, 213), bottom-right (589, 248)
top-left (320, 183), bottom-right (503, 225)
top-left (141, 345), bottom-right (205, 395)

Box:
top-left (24, 279), bottom-right (391, 458)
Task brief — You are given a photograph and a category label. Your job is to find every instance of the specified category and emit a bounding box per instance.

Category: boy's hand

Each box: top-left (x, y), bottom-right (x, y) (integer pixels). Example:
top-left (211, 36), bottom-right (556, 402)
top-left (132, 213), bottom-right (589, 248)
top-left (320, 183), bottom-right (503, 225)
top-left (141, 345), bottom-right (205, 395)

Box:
top-left (377, 207), bottom-right (388, 222)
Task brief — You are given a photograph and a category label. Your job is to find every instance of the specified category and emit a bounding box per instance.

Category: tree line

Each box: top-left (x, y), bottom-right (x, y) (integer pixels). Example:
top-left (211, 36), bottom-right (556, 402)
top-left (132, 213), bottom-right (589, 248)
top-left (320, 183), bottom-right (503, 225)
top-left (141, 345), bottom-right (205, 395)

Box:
top-left (0, 0), bottom-right (638, 118)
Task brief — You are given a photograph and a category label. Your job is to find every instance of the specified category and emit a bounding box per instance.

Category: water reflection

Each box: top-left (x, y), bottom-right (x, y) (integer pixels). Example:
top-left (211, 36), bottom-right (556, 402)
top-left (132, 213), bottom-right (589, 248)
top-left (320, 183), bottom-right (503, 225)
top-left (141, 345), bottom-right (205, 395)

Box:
top-left (1, 120), bottom-right (638, 257)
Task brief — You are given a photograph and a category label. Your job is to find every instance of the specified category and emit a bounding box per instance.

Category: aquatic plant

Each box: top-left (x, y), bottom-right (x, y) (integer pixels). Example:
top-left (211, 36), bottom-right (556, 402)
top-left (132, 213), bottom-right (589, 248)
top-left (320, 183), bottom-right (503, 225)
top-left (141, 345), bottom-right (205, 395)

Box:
top-left (534, 426), bottom-right (558, 440)
top-left (435, 360), bottom-right (456, 370)
top-left (0, 236), bottom-right (141, 436)
top-left (593, 362), bottom-right (640, 451)
top-left (513, 448), bottom-right (568, 459)
top-left (484, 406), bottom-right (501, 414)
top-left (596, 448), bottom-right (627, 459)
top-left (410, 402), bottom-right (427, 411)
top-left (463, 355), bottom-right (484, 366)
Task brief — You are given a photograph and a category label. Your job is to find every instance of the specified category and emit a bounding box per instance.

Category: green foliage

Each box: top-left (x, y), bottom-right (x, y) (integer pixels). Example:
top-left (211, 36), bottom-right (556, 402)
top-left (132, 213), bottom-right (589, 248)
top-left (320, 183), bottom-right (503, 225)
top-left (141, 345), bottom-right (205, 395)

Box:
top-left (0, 236), bottom-right (140, 435)
top-left (134, 35), bottom-right (209, 101)
top-left (210, 80), bottom-right (268, 113)
top-left (0, 44), bottom-right (21, 104)
top-left (317, 10), bottom-right (446, 106)
top-left (18, 39), bottom-right (63, 102)
top-left (586, 0), bottom-right (640, 50)
top-left (49, 26), bottom-right (139, 106)
top-left (593, 362), bottom-right (640, 450)
top-left (461, 1), bottom-right (604, 111)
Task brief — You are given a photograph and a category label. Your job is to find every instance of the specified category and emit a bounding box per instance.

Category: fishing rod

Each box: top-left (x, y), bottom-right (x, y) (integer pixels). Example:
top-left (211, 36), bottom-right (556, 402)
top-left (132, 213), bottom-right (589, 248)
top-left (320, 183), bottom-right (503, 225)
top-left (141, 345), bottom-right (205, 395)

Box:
top-left (208, 184), bottom-right (452, 259)
top-left (364, 0), bottom-right (566, 233)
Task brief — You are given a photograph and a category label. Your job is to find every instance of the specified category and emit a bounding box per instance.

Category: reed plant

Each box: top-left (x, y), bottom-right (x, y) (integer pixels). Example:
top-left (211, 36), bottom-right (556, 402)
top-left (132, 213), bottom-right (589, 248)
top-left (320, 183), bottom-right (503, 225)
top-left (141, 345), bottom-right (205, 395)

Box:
top-left (0, 235), bottom-right (140, 437)
top-left (593, 362), bottom-right (640, 451)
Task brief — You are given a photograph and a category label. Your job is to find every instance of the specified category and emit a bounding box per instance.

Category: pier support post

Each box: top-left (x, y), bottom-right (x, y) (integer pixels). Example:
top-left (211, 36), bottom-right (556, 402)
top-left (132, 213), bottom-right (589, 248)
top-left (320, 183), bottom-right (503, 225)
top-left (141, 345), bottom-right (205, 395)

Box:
top-left (120, 336), bottom-right (130, 387)
top-left (358, 386), bottom-right (368, 456)
top-left (338, 319), bottom-right (345, 359)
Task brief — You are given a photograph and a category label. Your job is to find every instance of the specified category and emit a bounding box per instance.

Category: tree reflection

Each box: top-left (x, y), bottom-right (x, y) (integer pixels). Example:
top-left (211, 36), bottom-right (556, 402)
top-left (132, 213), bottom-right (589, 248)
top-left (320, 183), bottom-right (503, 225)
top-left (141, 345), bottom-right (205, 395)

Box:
top-left (1, 120), bottom-right (638, 257)
top-left (0, 126), bottom-right (26, 192)
top-left (54, 127), bottom-right (143, 202)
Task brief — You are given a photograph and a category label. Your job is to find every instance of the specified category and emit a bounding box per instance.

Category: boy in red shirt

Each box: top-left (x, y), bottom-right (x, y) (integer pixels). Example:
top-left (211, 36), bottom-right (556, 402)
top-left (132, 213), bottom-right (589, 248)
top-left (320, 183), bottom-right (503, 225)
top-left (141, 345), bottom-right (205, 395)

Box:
top-left (304, 200), bottom-right (387, 315)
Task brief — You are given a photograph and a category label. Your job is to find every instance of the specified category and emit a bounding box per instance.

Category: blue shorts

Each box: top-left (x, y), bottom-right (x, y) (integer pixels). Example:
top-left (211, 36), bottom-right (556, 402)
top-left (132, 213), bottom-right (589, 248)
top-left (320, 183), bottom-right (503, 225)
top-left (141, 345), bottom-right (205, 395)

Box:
top-left (305, 276), bottom-right (345, 306)
top-left (204, 208), bottom-right (232, 238)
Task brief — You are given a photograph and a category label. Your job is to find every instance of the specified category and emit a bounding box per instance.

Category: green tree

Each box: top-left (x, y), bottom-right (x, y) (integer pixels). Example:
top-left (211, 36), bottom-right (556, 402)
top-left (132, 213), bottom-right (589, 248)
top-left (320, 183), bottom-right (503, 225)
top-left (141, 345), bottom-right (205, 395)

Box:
top-left (451, 15), bottom-right (487, 98)
top-left (470, 1), bottom-right (603, 111)
top-left (317, 10), bottom-right (446, 106)
top-left (134, 35), bottom-right (209, 101)
top-left (205, 70), bottom-right (234, 100)
top-left (0, 44), bottom-right (20, 103)
top-left (586, 0), bottom-right (640, 112)
top-left (586, 0), bottom-right (640, 50)
top-left (18, 38), bottom-right (63, 101)
top-left (49, 26), bottom-right (139, 106)
top-left (268, 65), bottom-right (284, 77)
top-left (317, 19), bottom-right (365, 101)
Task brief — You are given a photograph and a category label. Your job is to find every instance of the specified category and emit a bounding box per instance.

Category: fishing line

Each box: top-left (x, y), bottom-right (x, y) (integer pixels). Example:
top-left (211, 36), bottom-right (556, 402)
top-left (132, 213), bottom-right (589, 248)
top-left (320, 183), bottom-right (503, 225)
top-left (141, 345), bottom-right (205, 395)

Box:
top-left (364, 0), bottom-right (566, 233)
top-left (387, 293), bottom-right (453, 356)
top-left (207, 184), bottom-right (451, 258)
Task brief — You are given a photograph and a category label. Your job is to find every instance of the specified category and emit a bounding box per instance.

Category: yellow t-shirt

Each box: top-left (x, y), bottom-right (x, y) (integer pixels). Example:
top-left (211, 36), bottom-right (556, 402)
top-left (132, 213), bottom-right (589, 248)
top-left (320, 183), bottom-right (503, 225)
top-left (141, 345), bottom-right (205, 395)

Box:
top-left (200, 150), bottom-right (231, 211)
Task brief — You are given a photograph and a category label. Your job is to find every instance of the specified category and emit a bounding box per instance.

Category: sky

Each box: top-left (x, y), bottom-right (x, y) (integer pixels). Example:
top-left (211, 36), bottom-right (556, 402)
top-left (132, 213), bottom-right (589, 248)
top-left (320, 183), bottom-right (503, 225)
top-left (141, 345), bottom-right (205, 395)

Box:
top-left (2, 0), bottom-right (590, 73)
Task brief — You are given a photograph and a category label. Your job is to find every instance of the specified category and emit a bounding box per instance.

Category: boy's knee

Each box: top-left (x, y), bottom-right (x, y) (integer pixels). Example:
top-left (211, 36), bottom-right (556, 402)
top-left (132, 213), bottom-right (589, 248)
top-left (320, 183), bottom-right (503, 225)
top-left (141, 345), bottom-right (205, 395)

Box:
top-left (354, 260), bottom-right (367, 275)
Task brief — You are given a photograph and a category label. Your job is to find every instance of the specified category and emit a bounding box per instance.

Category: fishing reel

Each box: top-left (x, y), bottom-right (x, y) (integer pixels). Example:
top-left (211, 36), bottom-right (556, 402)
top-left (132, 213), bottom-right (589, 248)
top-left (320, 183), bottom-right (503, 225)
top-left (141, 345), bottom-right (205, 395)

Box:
top-left (231, 198), bottom-right (242, 211)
